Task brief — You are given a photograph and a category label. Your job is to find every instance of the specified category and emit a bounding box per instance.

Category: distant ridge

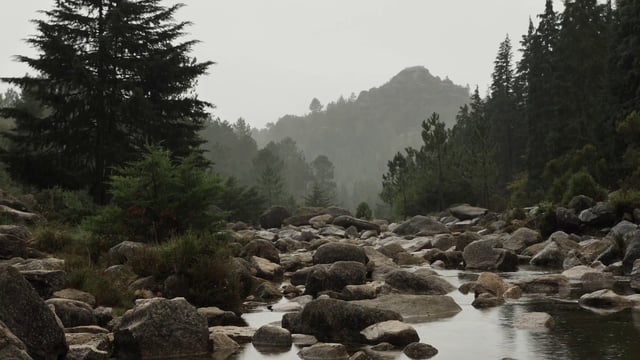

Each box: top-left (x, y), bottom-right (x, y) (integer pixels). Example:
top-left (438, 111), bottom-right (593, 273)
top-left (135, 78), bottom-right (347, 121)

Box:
top-left (253, 66), bottom-right (469, 208)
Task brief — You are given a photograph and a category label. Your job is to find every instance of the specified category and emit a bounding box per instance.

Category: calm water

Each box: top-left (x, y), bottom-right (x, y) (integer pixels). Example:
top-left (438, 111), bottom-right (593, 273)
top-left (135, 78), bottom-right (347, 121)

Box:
top-left (225, 269), bottom-right (640, 360)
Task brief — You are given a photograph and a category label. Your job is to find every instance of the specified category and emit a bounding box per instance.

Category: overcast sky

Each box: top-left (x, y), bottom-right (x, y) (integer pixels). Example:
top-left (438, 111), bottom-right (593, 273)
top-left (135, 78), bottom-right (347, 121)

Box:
top-left (0, 0), bottom-right (564, 129)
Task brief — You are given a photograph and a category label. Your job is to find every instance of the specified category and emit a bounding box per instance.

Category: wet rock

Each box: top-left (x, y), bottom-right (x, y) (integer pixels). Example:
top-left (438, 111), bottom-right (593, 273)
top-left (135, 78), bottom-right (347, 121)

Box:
top-left (298, 343), bottom-right (349, 360)
top-left (393, 216), bottom-right (449, 236)
top-left (210, 332), bottom-right (240, 350)
top-left (579, 289), bottom-right (634, 313)
top-left (472, 293), bottom-right (504, 308)
top-left (271, 302), bottom-right (303, 312)
top-left (530, 241), bottom-right (565, 267)
top-left (580, 238), bottom-right (613, 262)
top-left (304, 261), bottom-right (367, 296)
top-left (476, 272), bottom-right (509, 297)
top-left (514, 312), bottom-right (554, 330)
top-left (360, 320), bottom-right (419, 347)
top-left (581, 272), bottom-right (615, 292)
top-left (66, 345), bottom-right (109, 360)
top-left (562, 250), bottom-right (587, 269)
top-left (252, 325), bottom-right (291, 348)
top-left (397, 252), bottom-right (425, 266)
top-left (46, 298), bottom-right (96, 328)
top-left (291, 334), bottom-right (318, 347)
top-left (623, 233), bottom-right (640, 274)
top-left (562, 265), bottom-right (600, 280)
top-left (0, 320), bottom-right (32, 360)
top-left (352, 294), bottom-right (461, 322)
top-left (114, 297), bottom-right (209, 359)
top-left (209, 326), bottom-right (256, 344)
top-left (384, 270), bottom-right (454, 295)
top-left (260, 206), bottom-right (291, 229)
top-left (462, 238), bottom-right (518, 272)
top-left (609, 221), bottom-right (638, 247)
top-left (313, 242), bottom-right (368, 265)
top-left (0, 265), bottom-right (68, 360)
top-left (197, 307), bottom-right (247, 327)
top-left (403, 342), bottom-right (438, 359)
top-left (252, 279), bottom-right (283, 302)
top-left (241, 239), bottom-right (280, 264)
top-left (515, 275), bottom-right (571, 297)
top-left (298, 298), bottom-right (402, 343)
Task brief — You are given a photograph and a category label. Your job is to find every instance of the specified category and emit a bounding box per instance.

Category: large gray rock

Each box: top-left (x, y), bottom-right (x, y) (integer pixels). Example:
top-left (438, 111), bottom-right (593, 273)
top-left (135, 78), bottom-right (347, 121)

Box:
top-left (403, 342), bottom-right (438, 359)
top-left (501, 228), bottom-right (542, 254)
top-left (555, 207), bottom-right (581, 233)
top-left (304, 261), bottom-right (367, 297)
top-left (241, 239), bottom-right (280, 264)
top-left (196, 307), bottom-right (246, 327)
top-left (0, 320), bottom-right (32, 360)
top-left (298, 343), bottom-right (349, 360)
top-left (45, 298), bottom-right (96, 328)
top-left (384, 270), bottom-right (454, 295)
top-left (393, 216), bottom-right (449, 236)
top-left (0, 266), bottom-right (68, 360)
top-left (530, 241), bottom-right (564, 267)
top-left (19, 270), bottom-right (67, 299)
top-left (297, 298), bottom-right (402, 343)
top-left (448, 205), bottom-right (488, 220)
top-left (52, 289), bottom-right (96, 308)
top-left (114, 297), bottom-right (208, 359)
top-left (0, 233), bottom-right (27, 260)
top-left (462, 238), bottom-right (518, 272)
top-left (579, 289), bottom-right (634, 313)
top-left (107, 241), bottom-right (145, 265)
top-left (259, 206), bottom-right (291, 229)
top-left (313, 242), bottom-right (368, 265)
top-left (250, 256), bottom-right (283, 281)
top-left (251, 325), bottom-right (291, 348)
top-left (352, 294), bottom-right (461, 322)
top-left (609, 220), bottom-right (638, 248)
top-left (579, 203), bottom-right (616, 227)
top-left (360, 320), bottom-right (419, 347)
top-left (332, 216), bottom-right (380, 232)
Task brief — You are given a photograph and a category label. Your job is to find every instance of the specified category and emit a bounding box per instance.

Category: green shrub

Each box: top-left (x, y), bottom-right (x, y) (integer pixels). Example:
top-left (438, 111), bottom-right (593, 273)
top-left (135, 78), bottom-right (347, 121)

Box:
top-left (561, 170), bottom-right (607, 205)
top-left (31, 225), bottom-right (75, 253)
top-left (534, 201), bottom-right (557, 238)
top-left (355, 202), bottom-right (372, 220)
top-left (84, 146), bottom-right (227, 243)
top-left (609, 190), bottom-right (640, 217)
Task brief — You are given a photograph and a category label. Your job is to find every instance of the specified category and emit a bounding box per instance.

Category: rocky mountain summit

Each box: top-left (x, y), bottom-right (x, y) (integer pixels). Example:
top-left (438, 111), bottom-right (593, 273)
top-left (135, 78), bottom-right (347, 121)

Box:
top-left (2, 194), bottom-right (640, 359)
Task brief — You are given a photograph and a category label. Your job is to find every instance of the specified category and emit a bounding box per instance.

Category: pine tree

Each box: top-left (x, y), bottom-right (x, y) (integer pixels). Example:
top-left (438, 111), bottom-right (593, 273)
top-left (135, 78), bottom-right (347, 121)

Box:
top-left (421, 112), bottom-right (449, 211)
top-left (0, 0), bottom-right (212, 202)
top-left (253, 148), bottom-right (286, 207)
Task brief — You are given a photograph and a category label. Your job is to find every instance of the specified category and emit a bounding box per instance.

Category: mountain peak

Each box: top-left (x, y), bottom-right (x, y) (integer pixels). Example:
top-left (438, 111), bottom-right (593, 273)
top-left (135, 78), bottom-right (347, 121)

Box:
top-left (389, 66), bottom-right (435, 85)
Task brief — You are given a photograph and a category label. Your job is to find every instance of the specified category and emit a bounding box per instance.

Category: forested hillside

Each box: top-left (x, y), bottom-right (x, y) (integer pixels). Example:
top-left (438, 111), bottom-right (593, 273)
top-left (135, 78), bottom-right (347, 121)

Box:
top-left (253, 66), bottom-right (470, 210)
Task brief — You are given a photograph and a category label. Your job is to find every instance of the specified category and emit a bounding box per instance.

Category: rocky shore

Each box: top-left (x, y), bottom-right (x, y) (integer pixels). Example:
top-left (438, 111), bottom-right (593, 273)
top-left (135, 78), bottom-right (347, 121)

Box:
top-left (2, 197), bottom-right (640, 359)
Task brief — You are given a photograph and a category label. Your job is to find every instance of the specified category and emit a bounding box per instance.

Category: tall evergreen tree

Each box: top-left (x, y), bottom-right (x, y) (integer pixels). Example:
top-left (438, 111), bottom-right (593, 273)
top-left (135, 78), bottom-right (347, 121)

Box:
top-left (0, 0), bottom-right (212, 202)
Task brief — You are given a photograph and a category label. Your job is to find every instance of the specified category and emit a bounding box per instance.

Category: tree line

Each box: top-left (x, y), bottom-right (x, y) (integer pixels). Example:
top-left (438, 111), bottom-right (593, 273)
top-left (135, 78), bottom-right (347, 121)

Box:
top-left (381, 0), bottom-right (640, 218)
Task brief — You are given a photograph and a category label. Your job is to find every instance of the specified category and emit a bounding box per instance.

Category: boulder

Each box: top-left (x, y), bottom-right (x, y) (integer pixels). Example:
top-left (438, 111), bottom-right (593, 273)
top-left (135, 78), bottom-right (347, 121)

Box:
top-left (623, 233), bottom-right (640, 274)
top-left (579, 203), bottom-right (616, 227)
top-left (0, 233), bottom-right (27, 260)
top-left (209, 332), bottom-right (239, 350)
top-left (472, 293), bottom-right (504, 308)
top-left (0, 320), bottom-right (32, 360)
top-left (208, 326), bottom-right (255, 344)
top-left (514, 312), bottom-right (554, 330)
top-left (448, 204), bottom-right (488, 220)
top-left (384, 270), bottom-right (454, 295)
top-left (241, 239), bottom-right (280, 264)
top-left (52, 289), bottom-right (96, 308)
top-left (352, 294), bottom-right (461, 322)
top-left (318, 226), bottom-right (346, 238)
top-left (608, 220), bottom-right (638, 248)
top-left (305, 261), bottom-right (367, 297)
top-left (462, 239), bottom-right (518, 272)
top-left (502, 228), bottom-right (542, 254)
top-left (581, 272), bottom-right (615, 292)
top-left (251, 325), bottom-right (291, 348)
top-left (403, 342), bottom-right (438, 359)
top-left (114, 297), bottom-right (208, 359)
top-left (476, 272), bottom-right (509, 297)
top-left (297, 298), bottom-right (402, 343)
top-left (107, 241), bottom-right (145, 265)
top-left (360, 320), bottom-right (419, 347)
top-left (11, 258), bottom-right (65, 272)
top-left (65, 345), bottom-right (109, 360)
top-left (0, 205), bottom-right (44, 224)
top-left (196, 307), bottom-right (247, 327)
top-left (250, 256), bottom-right (283, 281)
top-left (19, 270), bottom-right (67, 299)
top-left (0, 266), bottom-right (68, 360)
top-left (568, 195), bottom-right (596, 213)
top-left (313, 242), bottom-right (368, 265)
top-left (298, 343), bottom-right (349, 360)
top-left (0, 225), bottom-right (31, 241)
top-left (309, 214), bottom-right (334, 228)
top-left (530, 241), bottom-right (565, 267)
top-left (555, 207), bottom-right (581, 233)
top-left (46, 298), bottom-right (96, 328)
top-left (333, 215), bottom-right (381, 232)
top-left (393, 216), bottom-right (449, 236)
top-left (579, 289), bottom-right (634, 313)
top-left (561, 265), bottom-right (599, 280)
top-left (515, 275), bottom-right (571, 297)
top-left (259, 206), bottom-right (291, 229)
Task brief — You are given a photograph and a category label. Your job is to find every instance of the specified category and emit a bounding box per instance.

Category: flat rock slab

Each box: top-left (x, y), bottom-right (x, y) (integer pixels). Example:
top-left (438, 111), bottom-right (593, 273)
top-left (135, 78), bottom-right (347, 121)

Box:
top-left (209, 326), bottom-right (256, 344)
top-left (351, 295), bottom-right (461, 323)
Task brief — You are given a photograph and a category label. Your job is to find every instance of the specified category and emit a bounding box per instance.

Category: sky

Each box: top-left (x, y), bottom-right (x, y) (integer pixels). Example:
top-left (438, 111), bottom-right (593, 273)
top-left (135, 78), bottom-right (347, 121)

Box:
top-left (0, 0), bottom-right (564, 129)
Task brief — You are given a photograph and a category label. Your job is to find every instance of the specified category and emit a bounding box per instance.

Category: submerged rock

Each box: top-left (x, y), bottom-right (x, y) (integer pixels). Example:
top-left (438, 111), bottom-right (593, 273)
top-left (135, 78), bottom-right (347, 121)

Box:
top-left (514, 312), bottom-right (555, 330)
top-left (360, 320), bottom-right (419, 347)
top-left (579, 289), bottom-right (634, 314)
top-left (352, 294), bottom-right (461, 323)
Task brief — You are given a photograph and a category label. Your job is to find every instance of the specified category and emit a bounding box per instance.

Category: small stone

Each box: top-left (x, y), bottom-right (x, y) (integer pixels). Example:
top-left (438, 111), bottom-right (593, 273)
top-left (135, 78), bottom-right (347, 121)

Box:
top-left (403, 342), bottom-right (439, 359)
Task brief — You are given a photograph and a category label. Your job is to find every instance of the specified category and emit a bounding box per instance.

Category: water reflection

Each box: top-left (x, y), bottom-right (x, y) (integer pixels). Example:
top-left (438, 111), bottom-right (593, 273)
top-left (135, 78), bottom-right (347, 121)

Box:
top-left (227, 271), bottom-right (640, 360)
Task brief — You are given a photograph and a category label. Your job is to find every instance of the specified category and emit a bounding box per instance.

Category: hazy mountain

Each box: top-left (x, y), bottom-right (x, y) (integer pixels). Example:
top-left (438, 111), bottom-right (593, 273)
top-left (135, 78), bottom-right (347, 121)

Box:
top-left (253, 66), bottom-right (470, 210)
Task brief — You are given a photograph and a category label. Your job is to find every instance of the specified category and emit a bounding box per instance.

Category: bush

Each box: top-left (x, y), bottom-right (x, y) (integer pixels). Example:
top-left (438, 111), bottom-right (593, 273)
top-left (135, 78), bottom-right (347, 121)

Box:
top-left (561, 170), bottom-right (607, 205)
top-left (84, 146), bottom-right (227, 243)
top-left (533, 201), bottom-right (557, 238)
top-left (34, 187), bottom-right (97, 224)
top-left (609, 190), bottom-right (640, 217)
top-left (31, 225), bottom-right (76, 253)
top-left (355, 202), bottom-right (372, 220)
